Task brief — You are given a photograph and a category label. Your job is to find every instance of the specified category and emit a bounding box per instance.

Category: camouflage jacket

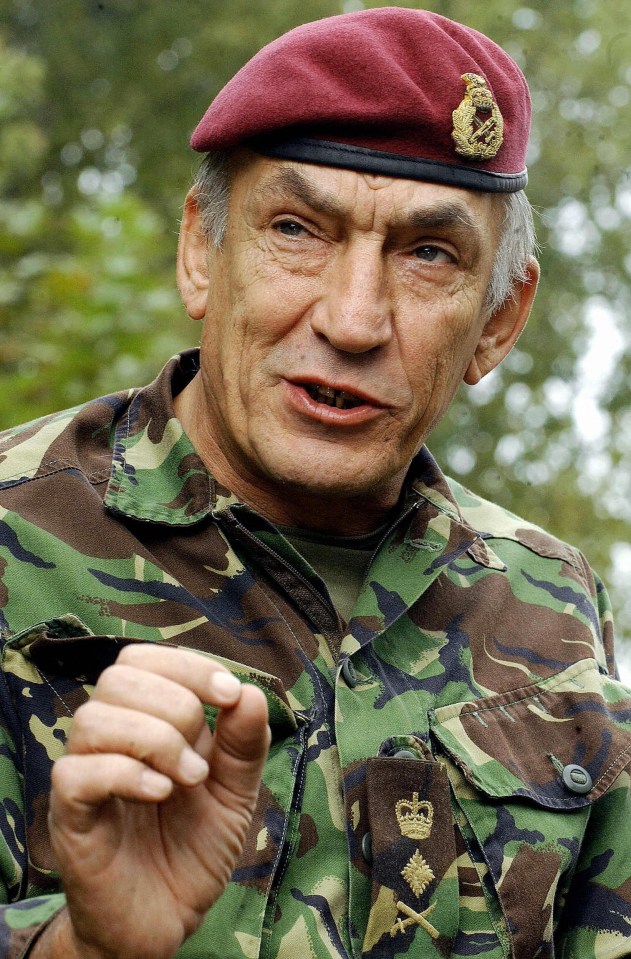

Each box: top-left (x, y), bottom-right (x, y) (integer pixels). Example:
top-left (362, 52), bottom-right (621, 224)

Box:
top-left (1, 350), bottom-right (630, 959)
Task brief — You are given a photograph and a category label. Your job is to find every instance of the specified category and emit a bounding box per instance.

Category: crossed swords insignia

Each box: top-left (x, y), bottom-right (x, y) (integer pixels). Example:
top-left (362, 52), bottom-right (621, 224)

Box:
top-left (391, 900), bottom-right (439, 939)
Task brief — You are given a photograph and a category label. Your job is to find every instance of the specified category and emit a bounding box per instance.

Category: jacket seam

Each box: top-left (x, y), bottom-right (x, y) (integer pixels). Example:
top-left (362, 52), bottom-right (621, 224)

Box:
top-left (455, 660), bottom-right (594, 717)
top-left (480, 534), bottom-right (583, 572)
top-left (593, 740), bottom-right (631, 791)
top-left (0, 460), bottom-right (111, 488)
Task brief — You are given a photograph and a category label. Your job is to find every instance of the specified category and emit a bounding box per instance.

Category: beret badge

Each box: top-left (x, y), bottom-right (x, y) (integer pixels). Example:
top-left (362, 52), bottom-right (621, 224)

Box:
top-left (452, 73), bottom-right (504, 160)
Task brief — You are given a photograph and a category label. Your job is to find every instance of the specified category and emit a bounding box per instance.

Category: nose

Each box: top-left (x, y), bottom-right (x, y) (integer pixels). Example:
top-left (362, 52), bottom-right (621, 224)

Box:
top-left (310, 241), bottom-right (392, 353)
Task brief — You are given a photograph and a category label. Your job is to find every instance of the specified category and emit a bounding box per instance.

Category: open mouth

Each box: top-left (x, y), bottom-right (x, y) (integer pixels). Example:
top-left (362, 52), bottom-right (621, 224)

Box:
top-left (304, 384), bottom-right (365, 410)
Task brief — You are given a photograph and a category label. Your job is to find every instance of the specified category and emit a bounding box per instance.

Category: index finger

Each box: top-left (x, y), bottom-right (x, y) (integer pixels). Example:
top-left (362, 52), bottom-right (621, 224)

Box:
top-left (114, 643), bottom-right (244, 708)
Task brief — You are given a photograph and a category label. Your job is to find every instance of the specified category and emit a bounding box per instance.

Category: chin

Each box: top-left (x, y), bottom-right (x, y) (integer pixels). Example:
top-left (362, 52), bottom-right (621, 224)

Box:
top-left (250, 433), bottom-right (408, 496)
top-left (261, 457), bottom-right (398, 502)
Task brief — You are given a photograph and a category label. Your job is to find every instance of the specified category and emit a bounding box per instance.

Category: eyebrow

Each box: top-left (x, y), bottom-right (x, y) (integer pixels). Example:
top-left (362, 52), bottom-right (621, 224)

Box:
top-left (254, 167), bottom-right (482, 241)
top-left (401, 204), bottom-right (479, 236)
top-left (255, 168), bottom-right (346, 218)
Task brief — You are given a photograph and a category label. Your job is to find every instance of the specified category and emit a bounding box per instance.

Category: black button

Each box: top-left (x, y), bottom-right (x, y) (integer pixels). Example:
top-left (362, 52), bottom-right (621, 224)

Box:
top-left (341, 658), bottom-right (358, 688)
top-left (392, 749), bottom-right (417, 759)
top-left (562, 764), bottom-right (592, 794)
top-left (361, 831), bottom-right (373, 864)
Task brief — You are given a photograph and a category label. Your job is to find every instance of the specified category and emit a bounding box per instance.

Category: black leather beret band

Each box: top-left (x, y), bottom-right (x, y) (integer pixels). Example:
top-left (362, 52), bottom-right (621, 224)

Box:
top-left (252, 137), bottom-right (528, 193)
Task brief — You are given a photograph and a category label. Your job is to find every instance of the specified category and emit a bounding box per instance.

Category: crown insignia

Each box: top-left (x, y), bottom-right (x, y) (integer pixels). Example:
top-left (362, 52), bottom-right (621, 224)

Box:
top-left (452, 72), bottom-right (504, 160)
top-left (395, 793), bottom-right (434, 840)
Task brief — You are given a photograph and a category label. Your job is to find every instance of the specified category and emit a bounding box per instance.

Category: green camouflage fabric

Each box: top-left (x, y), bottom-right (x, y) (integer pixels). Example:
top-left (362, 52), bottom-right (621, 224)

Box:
top-left (1, 349), bottom-right (630, 958)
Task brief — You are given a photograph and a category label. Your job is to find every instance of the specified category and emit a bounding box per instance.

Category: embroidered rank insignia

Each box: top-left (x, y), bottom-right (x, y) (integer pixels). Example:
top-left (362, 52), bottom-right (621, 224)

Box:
top-left (367, 759), bottom-right (457, 948)
top-left (395, 793), bottom-right (434, 839)
top-left (451, 72), bottom-right (504, 160)
top-left (402, 850), bottom-right (435, 896)
top-left (391, 901), bottom-right (440, 940)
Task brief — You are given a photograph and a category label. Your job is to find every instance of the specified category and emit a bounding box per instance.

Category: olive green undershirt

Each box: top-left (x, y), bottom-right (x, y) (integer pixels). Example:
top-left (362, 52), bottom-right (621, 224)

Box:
top-left (278, 524), bottom-right (388, 623)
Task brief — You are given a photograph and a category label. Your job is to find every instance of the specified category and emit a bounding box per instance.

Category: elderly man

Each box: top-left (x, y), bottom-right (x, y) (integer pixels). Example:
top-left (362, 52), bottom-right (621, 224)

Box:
top-left (0, 7), bottom-right (630, 959)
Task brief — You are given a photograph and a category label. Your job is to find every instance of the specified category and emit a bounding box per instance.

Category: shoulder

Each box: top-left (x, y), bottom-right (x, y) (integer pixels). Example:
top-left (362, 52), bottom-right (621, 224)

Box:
top-left (445, 473), bottom-right (588, 570)
top-left (0, 389), bottom-right (136, 491)
top-left (442, 474), bottom-right (617, 676)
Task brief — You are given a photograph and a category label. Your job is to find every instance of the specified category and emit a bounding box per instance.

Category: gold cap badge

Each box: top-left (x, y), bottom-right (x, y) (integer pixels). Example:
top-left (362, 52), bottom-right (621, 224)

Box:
top-left (452, 73), bottom-right (504, 160)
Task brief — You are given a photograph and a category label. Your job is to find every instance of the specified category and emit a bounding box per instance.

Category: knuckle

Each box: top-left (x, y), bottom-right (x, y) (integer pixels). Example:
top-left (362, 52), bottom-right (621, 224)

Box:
top-left (153, 682), bottom-right (206, 732)
top-left (50, 754), bottom-right (79, 794)
top-left (94, 662), bottom-right (127, 696)
top-left (115, 642), bottom-right (146, 667)
top-left (69, 699), bottom-right (100, 737)
top-left (183, 691), bottom-right (206, 726)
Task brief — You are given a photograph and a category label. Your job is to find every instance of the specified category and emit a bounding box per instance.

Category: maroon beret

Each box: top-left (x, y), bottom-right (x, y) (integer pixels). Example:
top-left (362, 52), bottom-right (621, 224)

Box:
top-left (191, 7), bottom-right (530, 193)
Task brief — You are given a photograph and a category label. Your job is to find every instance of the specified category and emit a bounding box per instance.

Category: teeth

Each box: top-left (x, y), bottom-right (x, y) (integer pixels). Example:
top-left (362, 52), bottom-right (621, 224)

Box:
top-left (305, 384), bottom-right (364, 409)
top-left (319, 386), bottom-right (337, 402)
top-left (337, 390), bottom-right (363, 409)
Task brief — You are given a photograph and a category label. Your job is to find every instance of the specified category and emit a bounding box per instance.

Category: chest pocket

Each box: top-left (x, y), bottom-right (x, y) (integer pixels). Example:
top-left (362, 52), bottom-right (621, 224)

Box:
top-left (428, 658), bottom-right (631, 959)
top-left (2, 613), bottom-right (308, 954)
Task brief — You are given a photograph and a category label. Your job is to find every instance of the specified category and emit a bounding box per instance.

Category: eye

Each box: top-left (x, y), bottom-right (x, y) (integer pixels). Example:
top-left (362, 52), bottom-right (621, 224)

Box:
top-left (412, 244), bottom-right (454, 264)
top-left (274, 219), bottom-right (310, 238)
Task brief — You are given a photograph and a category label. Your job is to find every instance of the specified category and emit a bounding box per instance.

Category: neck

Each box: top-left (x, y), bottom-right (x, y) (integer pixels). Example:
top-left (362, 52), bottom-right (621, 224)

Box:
top-left (234, 483), bottom-right (400, 536)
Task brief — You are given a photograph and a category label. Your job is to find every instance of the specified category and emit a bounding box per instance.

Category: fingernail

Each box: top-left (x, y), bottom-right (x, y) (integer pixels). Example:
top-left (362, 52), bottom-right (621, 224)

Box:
top-left (178, 748), bottom-right (209, 785)
top-left (209, 671), bottom-right (242, 702)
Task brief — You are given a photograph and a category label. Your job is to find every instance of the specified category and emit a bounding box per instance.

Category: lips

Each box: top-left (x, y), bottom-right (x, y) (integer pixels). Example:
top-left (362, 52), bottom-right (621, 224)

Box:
top-left (304, 384), bottom-right (365, 410)
top-left (284, 377), bottom-right (385, 425)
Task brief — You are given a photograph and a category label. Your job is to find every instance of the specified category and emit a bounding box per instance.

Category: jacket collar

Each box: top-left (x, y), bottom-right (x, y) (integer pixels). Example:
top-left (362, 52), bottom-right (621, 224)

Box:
top-left (104, 349), bottom-right (227, 526)
top-left (103, 350), bottom-right (502, 574)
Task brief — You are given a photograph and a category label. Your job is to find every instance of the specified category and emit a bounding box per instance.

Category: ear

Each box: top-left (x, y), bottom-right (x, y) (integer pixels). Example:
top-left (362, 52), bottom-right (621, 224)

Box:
top-left (176, 189), bottom-right (211, 321)
top-left (464, 257), bottom-right (540, 386)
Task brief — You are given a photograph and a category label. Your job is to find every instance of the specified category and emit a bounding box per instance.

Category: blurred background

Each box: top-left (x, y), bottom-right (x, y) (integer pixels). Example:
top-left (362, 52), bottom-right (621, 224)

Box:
top-left (1, 0), bottom-right (630, 671)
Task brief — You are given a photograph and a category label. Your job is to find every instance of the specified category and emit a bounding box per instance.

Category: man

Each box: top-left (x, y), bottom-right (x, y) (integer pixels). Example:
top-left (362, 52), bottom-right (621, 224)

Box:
top-left (0, 7), bottom-right (630, 959)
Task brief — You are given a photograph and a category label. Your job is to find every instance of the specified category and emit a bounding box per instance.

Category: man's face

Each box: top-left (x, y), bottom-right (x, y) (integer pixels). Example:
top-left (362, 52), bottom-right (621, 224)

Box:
top-left (178, 154), bottom-right (527, 522)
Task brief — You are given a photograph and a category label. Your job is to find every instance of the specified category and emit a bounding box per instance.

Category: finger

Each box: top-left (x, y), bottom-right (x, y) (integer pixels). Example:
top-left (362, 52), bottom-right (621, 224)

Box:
top-left (51, 753), bottom-right (174, 823)
top-left (207, 684), bottom-right (270, 806)
top-left (114, 644), bottom-right (244, 708)
top-left (92, 664), bottom-right (208, 744)
top-left (193, 719), bottom-right (214, 764)
top-left (68, 700), bottom-right (209, 787)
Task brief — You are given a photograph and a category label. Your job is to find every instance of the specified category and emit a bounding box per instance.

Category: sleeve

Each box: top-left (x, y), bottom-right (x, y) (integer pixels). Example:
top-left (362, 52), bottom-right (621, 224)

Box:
top-left (589, 559), bottom-right (618, 680)
top-left (556, 766), bottom-right (631, 957)
top-left (555, 560), bottom-right (631, 957)
top-left (0, 666), bottom-right (67, 958)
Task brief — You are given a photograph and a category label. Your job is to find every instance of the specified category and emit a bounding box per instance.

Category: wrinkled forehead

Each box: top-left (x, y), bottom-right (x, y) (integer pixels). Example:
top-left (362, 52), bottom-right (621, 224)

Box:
top-left (230, 152), bottom-right (504, 240)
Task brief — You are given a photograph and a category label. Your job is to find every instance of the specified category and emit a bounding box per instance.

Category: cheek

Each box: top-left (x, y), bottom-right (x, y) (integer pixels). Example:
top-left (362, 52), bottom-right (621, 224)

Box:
top-left (403, 329), bottom-right (457, 386)
top-left (400, 319), bottom-right (478, 412)
top-left (232, 268), bottom-right (318, 349)
top-left (242, 238), bottom-right (321, 304)
top-left (204, 282), bottom-right (305, 404)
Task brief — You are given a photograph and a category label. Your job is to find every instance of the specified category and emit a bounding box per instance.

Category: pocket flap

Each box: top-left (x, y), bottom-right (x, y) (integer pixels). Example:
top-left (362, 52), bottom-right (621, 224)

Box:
top-left (3, 614), bottom-right (302, 732)
top-left (429, 659), bottom-right (631, 808)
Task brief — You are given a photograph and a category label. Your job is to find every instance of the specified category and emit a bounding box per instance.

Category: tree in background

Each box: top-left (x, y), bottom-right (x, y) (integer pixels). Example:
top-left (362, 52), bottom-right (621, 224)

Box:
top-left (1, 0), bottom-right (630, 650)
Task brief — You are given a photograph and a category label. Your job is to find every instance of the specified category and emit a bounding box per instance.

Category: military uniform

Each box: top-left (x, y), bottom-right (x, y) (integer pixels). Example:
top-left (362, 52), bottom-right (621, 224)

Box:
top-left (1, 350), bottom-right (630, 958)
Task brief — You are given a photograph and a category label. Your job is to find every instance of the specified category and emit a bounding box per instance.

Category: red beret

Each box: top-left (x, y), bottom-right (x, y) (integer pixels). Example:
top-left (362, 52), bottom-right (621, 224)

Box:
top-left (191, 7), bottom-right (530, 193)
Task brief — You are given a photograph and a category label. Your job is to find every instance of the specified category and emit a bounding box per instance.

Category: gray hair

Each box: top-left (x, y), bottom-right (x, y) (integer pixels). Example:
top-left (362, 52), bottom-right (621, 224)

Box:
top-left (485, 190), bottom-right (537, 315)
top-left (193, 151), bottom-right (232, 246)
top-left (193, 151), bottom-right (536, 315)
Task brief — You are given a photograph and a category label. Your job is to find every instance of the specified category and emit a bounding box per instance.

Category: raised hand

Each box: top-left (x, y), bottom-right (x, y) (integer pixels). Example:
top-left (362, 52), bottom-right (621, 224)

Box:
top-left (43, 644), bottom-right (270, 959)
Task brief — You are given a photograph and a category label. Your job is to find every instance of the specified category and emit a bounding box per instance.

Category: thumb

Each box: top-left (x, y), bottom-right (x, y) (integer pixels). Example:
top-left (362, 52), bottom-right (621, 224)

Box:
top-left (207, 684), bottom-right (270, 809)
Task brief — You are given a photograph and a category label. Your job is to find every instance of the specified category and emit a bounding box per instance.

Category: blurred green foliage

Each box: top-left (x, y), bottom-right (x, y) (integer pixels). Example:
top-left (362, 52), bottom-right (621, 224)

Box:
top-left (1, 0), bottom-right (630, 647)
